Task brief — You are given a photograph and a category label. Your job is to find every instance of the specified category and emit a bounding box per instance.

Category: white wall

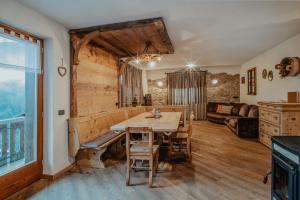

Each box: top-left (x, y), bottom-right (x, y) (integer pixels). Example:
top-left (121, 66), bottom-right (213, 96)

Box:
top-left (240, 33), bottom-right (300, 104)
top-left (0, 0), bottom-right (72, 175)
top-left (142, 69), bottom-right (148, 94)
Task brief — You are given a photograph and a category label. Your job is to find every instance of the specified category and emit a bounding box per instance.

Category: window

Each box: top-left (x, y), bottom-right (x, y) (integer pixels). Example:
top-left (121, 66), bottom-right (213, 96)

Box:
top-left (0, 27), bottom-right (42, 175)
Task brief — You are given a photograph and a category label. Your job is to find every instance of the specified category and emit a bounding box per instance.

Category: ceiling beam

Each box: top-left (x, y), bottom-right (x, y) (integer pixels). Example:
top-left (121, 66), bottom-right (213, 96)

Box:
top-left (153, 19), bottom-right (174, 54)
top-left (69, 17), bottom-right (163, 34)
top-left (69, 17), bottom-right (174, 60)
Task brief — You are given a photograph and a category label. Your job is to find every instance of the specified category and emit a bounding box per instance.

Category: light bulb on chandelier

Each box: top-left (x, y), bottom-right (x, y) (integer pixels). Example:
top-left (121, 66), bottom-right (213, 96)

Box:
top-left (148, 61), bottom-right (156, 68)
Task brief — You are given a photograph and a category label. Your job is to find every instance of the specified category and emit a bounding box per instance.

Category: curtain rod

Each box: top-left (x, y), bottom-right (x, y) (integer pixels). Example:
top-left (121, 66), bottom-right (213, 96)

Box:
top-left (165, 70), bottom-right (207, 74)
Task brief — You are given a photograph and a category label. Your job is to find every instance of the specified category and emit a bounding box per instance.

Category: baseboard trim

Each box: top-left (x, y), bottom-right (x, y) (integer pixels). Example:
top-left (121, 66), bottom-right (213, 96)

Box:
top-left (42, 163), bottom-right (75, 181)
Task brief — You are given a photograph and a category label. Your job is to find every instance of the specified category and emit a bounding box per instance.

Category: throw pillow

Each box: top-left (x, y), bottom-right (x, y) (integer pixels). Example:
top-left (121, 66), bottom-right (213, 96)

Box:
top-left (216, 105), bottom-right (223, 113)
top-left (248, 106), bottom-right (259, 117)
top-left (217, 105), bottom-right (233, 114)
top-left (239, 104), bottom-right (250, 117)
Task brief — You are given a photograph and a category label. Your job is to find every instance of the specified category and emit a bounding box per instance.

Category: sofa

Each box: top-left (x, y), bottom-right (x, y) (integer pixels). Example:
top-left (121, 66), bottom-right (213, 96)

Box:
top-left (207, 102), bottom-right (259, 138)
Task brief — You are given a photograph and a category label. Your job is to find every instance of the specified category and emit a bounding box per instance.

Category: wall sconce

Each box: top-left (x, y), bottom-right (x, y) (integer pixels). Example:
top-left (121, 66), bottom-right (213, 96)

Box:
top-left (157, 80), bottom-right (164, 87)
top-left (211, 79), bottom-right (218, 85)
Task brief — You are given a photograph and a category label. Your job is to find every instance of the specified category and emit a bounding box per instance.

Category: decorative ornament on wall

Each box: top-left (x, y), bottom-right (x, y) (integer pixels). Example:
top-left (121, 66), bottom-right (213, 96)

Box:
top-left (268, 70), bottom-right (273, 81)
top-left (262, 69), bottom-right (267, 79)
top-left (275, 57), bottom-right (300, 78)
top-left (58, 58), bottom-right (67, 77)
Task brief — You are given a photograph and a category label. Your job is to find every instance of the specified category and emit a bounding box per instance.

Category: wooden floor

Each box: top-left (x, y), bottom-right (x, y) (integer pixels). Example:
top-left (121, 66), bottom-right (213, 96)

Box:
top-left (14, 121), bottom-right (271, 200)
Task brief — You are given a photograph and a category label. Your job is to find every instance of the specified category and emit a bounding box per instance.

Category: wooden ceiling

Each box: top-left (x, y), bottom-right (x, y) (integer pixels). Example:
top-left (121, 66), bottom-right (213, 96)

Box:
top-left (69, 17), bottom-right (174, 58)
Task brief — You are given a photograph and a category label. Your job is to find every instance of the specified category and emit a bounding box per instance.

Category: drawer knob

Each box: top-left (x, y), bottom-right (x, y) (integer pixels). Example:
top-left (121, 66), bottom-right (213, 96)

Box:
top-left (291, 117), bottom-right (296, 121)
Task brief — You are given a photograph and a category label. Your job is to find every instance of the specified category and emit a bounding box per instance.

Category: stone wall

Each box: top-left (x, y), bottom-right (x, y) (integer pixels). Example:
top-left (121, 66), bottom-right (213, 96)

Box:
top-left (207, 73), bottom-right (240, 103)
top-left (147, 72), bottom-right (240, 105)
top-left (147, 78), bottom-right (167, 106)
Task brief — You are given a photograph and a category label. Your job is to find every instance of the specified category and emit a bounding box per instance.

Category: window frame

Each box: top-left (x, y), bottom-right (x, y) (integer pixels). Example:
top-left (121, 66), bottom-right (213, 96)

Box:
top-left (0, 23), bottom-right (44, 200)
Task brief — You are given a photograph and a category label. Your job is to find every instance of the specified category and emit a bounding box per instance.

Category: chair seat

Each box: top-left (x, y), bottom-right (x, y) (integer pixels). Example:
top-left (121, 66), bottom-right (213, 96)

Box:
top-left (177, 125), bottom-right (190, 133)
top-left (130, 144), bottom-right (159, 154)
top-left (175, 132), bottom-right (189, 139)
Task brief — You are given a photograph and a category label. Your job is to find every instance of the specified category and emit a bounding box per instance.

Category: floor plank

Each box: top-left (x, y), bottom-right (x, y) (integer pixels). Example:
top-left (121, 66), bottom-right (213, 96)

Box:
top-left (24, 121), bottom-right (271, 200)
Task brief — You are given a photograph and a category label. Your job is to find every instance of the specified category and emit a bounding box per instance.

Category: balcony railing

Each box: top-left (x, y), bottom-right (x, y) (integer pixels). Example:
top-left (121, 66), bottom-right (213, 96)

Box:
top-left (0, 117), bottom-right (25, 167)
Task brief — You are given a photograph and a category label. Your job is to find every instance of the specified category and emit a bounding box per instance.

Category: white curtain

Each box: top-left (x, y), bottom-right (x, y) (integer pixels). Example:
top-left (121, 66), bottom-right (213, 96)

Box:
top-left (0, 33), bottom-right (41, 73)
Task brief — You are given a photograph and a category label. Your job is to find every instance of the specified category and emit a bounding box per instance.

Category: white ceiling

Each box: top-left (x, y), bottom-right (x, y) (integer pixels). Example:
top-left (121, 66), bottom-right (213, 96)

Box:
top-left (18, 0), bottom-right (300, 69)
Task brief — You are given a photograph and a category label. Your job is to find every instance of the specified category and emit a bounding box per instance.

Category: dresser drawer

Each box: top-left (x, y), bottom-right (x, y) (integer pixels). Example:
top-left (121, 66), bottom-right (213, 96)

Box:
top-left (260, 110), bottom-right (280, 125)
top-left (260, 121), bottom-right (280, 136)
top-left (259, 132), bottom-right (272, 148)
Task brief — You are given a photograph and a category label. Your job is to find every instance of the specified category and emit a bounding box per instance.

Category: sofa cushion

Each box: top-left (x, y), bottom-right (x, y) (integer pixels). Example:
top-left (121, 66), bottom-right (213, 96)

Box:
top-left (231, 104), bottom-right (244, 116)
top-left (207, 112), bottom-right (230, 119)
top-left (228, 118), bottom-right (238, 128)
top-left (239, 104), bottom-right (250, 117)
top-left (248, 106), bottom-right (258, 118)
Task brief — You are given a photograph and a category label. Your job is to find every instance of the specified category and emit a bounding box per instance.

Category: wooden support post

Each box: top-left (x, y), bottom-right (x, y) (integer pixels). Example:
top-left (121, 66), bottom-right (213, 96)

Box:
top-left (0, 124), bottom-right (7, 167)
top-left (9, 123), bottom-right (16, 163)
top-left (76, 148), bottom-right (107, 169)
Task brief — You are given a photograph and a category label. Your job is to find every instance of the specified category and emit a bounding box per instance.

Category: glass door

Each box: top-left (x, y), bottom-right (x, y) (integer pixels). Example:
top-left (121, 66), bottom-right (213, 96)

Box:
top-left (0, 25), bottom-right (43, 199)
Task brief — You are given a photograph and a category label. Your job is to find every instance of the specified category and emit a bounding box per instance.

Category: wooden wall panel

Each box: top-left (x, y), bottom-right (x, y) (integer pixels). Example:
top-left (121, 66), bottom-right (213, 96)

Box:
top-left (77, 44), bottom-right (118, 117)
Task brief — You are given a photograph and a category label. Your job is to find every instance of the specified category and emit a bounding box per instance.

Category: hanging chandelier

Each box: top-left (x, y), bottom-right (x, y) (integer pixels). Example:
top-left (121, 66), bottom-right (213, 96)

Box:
top-left (131, 41), bottom-right (162, 68)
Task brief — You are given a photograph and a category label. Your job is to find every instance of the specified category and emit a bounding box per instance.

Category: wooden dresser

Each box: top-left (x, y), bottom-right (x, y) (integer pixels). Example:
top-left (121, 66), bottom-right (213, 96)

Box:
top-left (258, 102), bottom-right (300, 148)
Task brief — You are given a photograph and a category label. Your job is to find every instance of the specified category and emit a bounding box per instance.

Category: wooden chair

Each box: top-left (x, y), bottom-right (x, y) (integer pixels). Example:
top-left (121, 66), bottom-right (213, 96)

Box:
top-left (170, 113), bottom-right (194, 161)
top-left (125, 127), bottom-right (159, 187)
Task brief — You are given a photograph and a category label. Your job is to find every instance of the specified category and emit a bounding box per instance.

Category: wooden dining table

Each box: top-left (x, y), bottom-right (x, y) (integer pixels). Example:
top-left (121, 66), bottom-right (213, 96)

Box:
top-left (110, 112), bottom-right (182, 135)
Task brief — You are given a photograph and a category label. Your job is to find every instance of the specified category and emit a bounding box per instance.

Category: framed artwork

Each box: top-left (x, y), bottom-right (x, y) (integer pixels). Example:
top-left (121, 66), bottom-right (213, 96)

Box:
top-left (268, 70), bottom-right (273, 81)
top-left (262, 69), bottom-right (267, 79)
top-left (247, 67), bottom-right (257, 95)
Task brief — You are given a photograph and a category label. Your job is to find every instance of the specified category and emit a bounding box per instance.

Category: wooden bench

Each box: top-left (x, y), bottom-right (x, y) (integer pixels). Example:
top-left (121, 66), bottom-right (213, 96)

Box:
top-left (68, 106), bottom-right (186, 169)
top-left (68, 107), bottom-right (146, 168)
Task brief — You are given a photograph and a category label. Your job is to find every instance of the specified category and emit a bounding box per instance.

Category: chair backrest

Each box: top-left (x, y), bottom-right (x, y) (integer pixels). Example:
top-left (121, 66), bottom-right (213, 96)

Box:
top-left (126, 127), bottom-right (154, 156)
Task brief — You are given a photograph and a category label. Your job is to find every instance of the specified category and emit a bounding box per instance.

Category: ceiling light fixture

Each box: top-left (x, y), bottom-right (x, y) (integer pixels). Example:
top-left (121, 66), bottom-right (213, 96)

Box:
top-left (130, 41), bottom-right (162, 68)
top-left (157, 80), bottom-right (163, 87)
top-left (212, 79), bottom-right (218, 85)
top-left (186, 63), bottom-right (196, 68)
top-left (134, 59), bottom-right (140, 65)
top-left (148, 61), bottom-right (157, 68)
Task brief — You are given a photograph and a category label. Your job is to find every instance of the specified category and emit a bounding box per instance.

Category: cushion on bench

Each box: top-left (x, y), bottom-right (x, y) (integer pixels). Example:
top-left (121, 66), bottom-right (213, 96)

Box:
top-left (81, 131), bottom-right (124, 149)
